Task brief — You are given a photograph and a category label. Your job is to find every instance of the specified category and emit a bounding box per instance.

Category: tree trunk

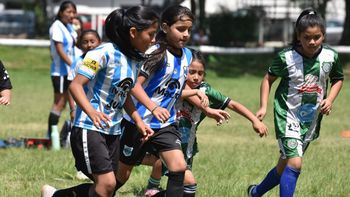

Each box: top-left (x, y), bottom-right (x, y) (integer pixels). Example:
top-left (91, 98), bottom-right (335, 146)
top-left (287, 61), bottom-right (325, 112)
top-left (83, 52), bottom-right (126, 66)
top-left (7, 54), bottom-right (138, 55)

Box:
top-left (339, 0), bottom-right (350, 45)
top-left (198, 0), bottom-right (205, 29)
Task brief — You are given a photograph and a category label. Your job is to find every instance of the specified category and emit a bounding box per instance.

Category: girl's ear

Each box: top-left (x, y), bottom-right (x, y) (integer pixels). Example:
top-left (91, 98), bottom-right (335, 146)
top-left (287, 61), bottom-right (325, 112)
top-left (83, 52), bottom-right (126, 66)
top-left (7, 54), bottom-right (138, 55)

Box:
top-left (161, 23), bottom-right (168, 34)
top-left (129, 27), bottom-right (137, 39)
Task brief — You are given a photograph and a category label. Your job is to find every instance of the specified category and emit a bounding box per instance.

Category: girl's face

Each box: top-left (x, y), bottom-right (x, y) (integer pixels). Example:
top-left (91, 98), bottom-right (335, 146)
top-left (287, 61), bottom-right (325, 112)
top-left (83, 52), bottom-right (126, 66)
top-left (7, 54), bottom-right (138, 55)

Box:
top-left (80, 33), bottom-right (101, 53)
top-left (187, 60), bottom-right (205, 89)
top-left (59, 6), bottom-right (76, 24)
top-left (164, 16), bottom-right (193, 51)
top-left (130, 22), bottom-right (158, 53)
top-left (297, 26), bottom-right (324, 58)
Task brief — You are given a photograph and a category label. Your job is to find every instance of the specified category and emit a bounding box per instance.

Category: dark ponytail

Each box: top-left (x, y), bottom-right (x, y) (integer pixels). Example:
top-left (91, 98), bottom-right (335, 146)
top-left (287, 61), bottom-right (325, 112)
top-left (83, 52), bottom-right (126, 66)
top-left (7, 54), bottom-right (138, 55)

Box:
top-left (291, 8), bottom-right (325, 47)
top-left (104, 6), bottom-right (159, 61)
top-left (143, 5), bottom-right (194, 73)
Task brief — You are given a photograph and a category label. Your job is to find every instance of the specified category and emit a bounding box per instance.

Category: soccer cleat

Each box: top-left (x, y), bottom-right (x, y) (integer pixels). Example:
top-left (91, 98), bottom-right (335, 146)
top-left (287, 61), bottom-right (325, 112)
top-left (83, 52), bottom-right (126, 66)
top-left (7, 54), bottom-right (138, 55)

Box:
top-left (144, 188), bottom-right (161, 197)
top-left (41, 184), bottom-right (56, 197)
top-left (247, 184), bottom-right (257, 197)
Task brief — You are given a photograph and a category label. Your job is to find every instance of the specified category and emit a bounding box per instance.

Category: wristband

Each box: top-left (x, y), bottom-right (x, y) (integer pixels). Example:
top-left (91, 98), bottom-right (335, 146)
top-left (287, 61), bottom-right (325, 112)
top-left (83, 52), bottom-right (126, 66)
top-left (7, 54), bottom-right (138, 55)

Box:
top-left (151, 106), bottom-right (158, 114)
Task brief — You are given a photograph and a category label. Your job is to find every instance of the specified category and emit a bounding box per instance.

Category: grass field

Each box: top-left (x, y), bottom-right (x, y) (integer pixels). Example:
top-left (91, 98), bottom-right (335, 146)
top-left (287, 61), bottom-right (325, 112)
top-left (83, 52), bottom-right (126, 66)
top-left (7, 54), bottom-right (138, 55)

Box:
top-left (0, 45), bottom-right (349, 197)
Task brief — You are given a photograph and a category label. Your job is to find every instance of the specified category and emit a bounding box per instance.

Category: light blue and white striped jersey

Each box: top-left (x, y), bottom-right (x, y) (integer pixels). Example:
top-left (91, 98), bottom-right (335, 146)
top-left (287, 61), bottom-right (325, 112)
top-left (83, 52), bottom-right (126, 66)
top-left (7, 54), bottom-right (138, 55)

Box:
top-left (49, 19), bottom-right (77, 76)
top-left (124, 46), bottom-right (192, 129)
top-left (73, 43), bottom-right (141, 135)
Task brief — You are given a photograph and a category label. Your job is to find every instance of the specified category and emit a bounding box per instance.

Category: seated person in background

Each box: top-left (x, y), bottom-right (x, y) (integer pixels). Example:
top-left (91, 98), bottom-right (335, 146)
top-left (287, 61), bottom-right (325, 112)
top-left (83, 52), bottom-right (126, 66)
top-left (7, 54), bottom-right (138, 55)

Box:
top-left (0, 60), bottom-right (12, 106)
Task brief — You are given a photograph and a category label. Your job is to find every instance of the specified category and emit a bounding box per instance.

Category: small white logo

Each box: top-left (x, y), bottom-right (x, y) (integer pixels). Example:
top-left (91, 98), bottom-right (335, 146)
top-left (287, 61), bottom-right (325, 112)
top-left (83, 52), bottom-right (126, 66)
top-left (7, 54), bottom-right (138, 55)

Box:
top-left (123, 145), bottom-right (133, 157)
top-left (287, 139), bottom-right (298, 149)
top-left (175, 139), bottom-right (181, 145)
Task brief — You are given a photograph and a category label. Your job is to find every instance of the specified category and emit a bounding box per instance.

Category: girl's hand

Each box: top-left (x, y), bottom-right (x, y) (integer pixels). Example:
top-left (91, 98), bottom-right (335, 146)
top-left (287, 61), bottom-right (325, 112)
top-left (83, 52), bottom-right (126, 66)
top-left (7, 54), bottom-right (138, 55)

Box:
top-left (0, 96), bottom-right (10, 105)
top-left (252, 120), bottom-right (268, 137)
top-left (320, 99), bottom-right (332, 115)
top-left (256, 107), bottom-right (267, 121)
top-left (151, 106), bottom-right (170, 123)
top-left (205, 108), bottom-right (231, 125)
top-left (88, 110), bottom-right (111, 129)
top-left (196, 90), bottom-right (209, 108)
top-left (136, 121), bottom-right (154, 142)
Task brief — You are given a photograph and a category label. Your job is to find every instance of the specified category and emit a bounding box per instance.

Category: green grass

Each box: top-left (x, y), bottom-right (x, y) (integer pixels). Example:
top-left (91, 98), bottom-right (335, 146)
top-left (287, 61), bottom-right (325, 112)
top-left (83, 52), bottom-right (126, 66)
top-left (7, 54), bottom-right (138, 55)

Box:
top-left (0, 46), bottom-right (349, 196)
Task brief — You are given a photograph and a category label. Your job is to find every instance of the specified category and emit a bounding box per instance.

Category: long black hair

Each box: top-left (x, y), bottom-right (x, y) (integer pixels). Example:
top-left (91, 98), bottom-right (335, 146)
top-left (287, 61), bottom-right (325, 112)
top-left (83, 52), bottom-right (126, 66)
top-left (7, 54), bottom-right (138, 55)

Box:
top-left (143, 5), bottom-right (194, 73)
top-left (104, 5), bottom-right (159, 61)
top-left (291, 8), bottom-right (325, 47)
top-left (55, 1), bottom-right (76, 21)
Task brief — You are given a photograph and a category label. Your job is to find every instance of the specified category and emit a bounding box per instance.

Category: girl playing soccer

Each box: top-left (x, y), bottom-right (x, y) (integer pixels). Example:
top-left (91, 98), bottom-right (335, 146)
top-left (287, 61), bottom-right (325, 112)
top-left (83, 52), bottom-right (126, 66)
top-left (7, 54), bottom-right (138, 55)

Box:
top-left (248, 8), bottom-right (343, 197)
top-left (115, 5), bottom-right (225, 197)
top-left (41, 6), bottom-right (158, 197)
top-left (143, 49), bottom-right (268, 197)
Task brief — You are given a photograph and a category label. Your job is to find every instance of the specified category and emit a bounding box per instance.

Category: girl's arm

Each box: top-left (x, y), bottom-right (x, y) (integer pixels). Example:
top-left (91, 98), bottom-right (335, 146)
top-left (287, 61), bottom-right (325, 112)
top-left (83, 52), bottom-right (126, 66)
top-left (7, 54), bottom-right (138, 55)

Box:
top-left (55, 42), bottom-right (72, 66)
top-left (181, 84), bottom-right (208, 107)
top-left (130, 75), bottom-right (170, 123)
top-left (227, 100), bottom-right (268, 137)
top-left (124, 93), bottom-right (154, 141)
top-left (185, 94), bottom-right (230, 125)
top-left (320, 79), bottom-right (343, 115)
top-left (256, 73), bottom-right (278, 120)
top-left (69, 74), bottom-right (111, 128)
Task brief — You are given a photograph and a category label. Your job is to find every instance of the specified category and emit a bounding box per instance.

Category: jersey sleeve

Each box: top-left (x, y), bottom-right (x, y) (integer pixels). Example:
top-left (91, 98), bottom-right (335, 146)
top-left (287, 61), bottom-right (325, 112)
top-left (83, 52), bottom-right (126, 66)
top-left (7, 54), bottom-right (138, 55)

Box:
top-left (0, 61), bottom-right (12, 90)
top-left (329, 52), bottom-right (344, 83)
top-left (77, 49), bottom-right (106, 80)
top-left (140, 45), bottom-right (159, 78)
top-left (50, 21), bottom-right (64, 43)
top-left (268, 53), bottom-right (288, 77)
top-left (201, 83), bottom-right (230, 110)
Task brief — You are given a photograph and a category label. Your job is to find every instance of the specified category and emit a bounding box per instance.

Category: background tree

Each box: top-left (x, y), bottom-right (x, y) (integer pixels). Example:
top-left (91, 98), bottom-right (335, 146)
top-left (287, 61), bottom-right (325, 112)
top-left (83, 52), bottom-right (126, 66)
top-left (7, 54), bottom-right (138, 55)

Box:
top-left (339, 0), bottom-right (350, 45)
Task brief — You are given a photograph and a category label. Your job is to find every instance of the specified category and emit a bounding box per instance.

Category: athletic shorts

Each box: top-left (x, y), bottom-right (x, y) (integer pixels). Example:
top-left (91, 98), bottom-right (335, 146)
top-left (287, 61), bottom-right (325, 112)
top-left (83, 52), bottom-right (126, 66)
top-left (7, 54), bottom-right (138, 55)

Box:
top-left (70, 126), bottom-right (120, 178)
top-left (51, 76), bottom-right (70, 94)
top-left (278, 137), bottom-right (310, 159)
top-left (119, 119), bottom-right (182, 166)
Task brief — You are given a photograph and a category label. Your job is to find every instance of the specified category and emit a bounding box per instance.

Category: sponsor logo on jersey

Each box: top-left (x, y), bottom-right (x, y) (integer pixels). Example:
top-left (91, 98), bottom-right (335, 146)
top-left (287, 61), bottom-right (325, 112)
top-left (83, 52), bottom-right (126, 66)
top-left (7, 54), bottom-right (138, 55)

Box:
top-left (106, 78), bottom-right (134, 110)
top-left (287, 121), bottom-right (300, 132)
top-left (298, 74), bottom-right (322, 94)
top-left (297, 103), bottom-right (317, 123)
top-left (82, 58), bottom-right (99, 73)
top-left (154, 78), bottom-right (181, 98)
top-left (322, 62), bottom-right (332, 73)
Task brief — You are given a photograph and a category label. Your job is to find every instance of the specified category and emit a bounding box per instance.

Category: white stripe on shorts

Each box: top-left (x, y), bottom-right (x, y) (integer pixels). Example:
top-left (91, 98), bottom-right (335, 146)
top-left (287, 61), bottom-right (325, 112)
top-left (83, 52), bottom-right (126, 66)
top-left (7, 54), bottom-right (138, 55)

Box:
top-left (59, 76), bottom-right (64, 93)
top-left (82, 129), bottom-right (92, 174)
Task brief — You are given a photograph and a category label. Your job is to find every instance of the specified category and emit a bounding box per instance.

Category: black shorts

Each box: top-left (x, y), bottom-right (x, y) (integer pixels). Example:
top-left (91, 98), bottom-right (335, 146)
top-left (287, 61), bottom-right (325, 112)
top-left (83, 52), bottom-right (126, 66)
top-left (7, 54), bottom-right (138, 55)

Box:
top-left (51, 76), bottom-right (70, 94)
top-left (119, 119), bottom-right (182, 166)
top-left (70, 127), bottom-right (120, 178)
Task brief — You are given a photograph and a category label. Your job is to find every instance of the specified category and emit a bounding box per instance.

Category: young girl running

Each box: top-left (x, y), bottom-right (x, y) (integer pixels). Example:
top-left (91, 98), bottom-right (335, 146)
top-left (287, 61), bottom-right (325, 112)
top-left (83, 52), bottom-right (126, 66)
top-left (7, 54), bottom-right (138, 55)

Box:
top-left (248, 8), bottom-right (343, 197)
top-left (143, 49), bottom-right (268, 197)
top-left (41, 6), bottom-right (158, 197)
top-left (115, 5), bottom-right (196, 197)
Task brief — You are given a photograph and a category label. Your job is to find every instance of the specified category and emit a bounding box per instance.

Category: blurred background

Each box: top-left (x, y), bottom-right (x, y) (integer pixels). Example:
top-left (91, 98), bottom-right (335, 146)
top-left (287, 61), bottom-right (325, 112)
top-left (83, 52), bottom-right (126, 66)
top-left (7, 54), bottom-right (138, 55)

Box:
top-left (0, 0), bottom-right (349, 47)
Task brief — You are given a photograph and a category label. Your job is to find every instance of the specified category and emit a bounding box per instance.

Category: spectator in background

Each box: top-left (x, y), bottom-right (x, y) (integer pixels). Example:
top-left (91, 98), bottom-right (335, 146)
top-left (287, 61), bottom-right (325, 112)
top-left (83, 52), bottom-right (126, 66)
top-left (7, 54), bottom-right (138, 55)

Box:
top-left (192, 28), bottom-right (209, 45)
top-left (0, 60), bottom-right (12, 106)
top-left (47, 0), bottom-right (77, 138)
top-left (72, 16), bottom-right (84, 58)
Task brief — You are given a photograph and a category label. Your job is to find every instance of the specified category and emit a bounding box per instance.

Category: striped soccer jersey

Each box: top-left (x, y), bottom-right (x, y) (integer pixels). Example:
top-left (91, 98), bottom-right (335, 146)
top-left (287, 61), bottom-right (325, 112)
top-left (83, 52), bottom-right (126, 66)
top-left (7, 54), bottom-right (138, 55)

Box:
top-left (73, 43), bottom-right (141, 135)
top-left (124, 46), bottom-right (192, 129)
top-left (49, 19), bottom-right (77, 76)
top-left (67, 53), bottom-right (85, 81)
top-left (269, 45), bottom-right (344, 141)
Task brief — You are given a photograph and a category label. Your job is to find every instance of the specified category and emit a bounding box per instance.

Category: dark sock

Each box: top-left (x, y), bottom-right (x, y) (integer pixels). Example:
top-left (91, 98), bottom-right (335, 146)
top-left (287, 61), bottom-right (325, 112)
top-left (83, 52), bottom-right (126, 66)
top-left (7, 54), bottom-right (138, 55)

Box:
top-left (48, 112), bottom-right (60, 137)
top-left (280, 166), bottom-right (300, 197)
top-left (52, 183), bottom-right (93, 197)
top-left (165, 171), bottom-right (185, 197)
top-left (147, 176), bottom-right (161, 189)
top-left (183, 184), bottom-right (197, 197)
top-left (254, 167), bottom-right (281, 196)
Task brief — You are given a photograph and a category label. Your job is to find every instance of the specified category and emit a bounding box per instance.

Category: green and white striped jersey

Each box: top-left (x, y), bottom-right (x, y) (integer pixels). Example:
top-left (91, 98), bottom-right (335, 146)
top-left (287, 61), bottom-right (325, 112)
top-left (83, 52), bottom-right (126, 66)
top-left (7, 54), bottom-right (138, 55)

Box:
top-left (269, 45), bottom-right (344, 141)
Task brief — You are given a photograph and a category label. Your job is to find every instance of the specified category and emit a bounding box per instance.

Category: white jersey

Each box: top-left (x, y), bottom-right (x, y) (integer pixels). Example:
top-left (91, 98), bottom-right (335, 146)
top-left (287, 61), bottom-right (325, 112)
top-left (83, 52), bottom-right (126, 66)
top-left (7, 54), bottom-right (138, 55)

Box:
top-left (73, 43), bottom-right (141, 135)
top-left (49, 19), bottom-right (77, 76)
top-left (124, 46), bottom-right (192, 129)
